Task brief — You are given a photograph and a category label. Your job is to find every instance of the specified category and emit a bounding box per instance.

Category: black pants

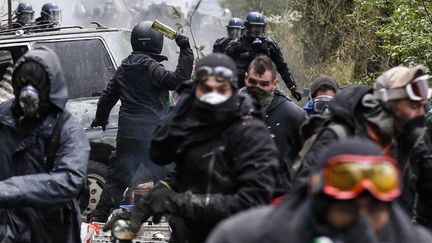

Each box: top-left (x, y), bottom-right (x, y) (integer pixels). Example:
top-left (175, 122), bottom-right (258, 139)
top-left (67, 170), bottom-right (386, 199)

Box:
top-left (90, 138), bottom-right (168, 221)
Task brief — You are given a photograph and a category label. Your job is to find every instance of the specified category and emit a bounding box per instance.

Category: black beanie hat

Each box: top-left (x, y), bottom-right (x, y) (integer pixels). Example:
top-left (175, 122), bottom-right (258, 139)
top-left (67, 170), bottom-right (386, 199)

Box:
top-left (310, 76), bottom-right (339, 98)
top-left (194, 53), bottom-right (238, 88)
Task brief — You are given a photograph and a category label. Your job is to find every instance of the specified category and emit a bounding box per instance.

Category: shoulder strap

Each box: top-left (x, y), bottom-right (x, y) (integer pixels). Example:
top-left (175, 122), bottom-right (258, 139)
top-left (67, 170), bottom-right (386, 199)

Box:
top-left (45, 111), bottom-right (71, 170)
top-left (291, 122), bottom-right (348, 179)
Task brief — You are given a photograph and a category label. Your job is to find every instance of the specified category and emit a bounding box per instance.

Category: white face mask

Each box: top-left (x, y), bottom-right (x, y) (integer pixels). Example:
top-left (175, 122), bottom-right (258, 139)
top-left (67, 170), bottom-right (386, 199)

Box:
top-left (199, 91), bottom-right (229, 105)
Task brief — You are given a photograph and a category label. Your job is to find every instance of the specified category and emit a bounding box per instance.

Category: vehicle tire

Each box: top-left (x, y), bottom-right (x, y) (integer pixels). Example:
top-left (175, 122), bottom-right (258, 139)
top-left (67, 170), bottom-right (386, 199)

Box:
top-left (80, 160), bottom-right (108, 219)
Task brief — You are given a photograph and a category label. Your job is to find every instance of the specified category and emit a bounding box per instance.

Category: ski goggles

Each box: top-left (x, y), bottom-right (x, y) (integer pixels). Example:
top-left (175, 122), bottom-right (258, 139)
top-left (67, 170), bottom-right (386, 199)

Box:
top-left (312, 95), bottom-right (333, 113)
top-left (323, 155), bottom-right (401, 202)
top-left (377, 75), bottom-right (431, 102)
top-left (194, 66), bottom-right (235, 83)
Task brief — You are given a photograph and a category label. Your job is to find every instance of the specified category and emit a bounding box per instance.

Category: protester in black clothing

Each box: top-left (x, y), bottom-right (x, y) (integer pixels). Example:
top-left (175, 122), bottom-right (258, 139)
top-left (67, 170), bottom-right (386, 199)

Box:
top-left (241, 55), bottom-right (305, 192)
top-left (88, 21), bottom-right (194, 223)
top-left (212, 17), bottom-right (244, 53)
top-left (207, 139), bottom-right (432, 243)
top-left (225, 12), bottom-right (302, 101)
top-left (294, 65), bottom-right (432, 229)
top-left (0, 47), bottom-right (89, 243)
top-left (103, 53), bottom-right (278, 243)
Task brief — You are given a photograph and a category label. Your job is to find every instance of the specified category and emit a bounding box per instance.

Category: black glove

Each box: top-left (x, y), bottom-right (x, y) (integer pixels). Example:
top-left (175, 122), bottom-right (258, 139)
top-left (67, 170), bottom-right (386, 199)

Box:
top-left (90, 118), bottom-right (108, 131)
top-left (175, 34), bottom-right (190, 49)
top-left (290, 87), bottom-right (302, 101)
top-left (103, 210), bottom-right (132, 232)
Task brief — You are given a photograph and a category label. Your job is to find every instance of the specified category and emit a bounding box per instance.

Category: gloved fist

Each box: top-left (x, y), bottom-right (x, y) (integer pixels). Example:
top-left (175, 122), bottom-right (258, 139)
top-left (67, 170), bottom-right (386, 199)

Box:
top-left (290, 87), bottom-right (302, 101)
top-left (90, 118), bottom-right (108, 131)
top-left (175, 34), bottom-right (190, 49)
top-left (103, 210), bottom-right (132, 232)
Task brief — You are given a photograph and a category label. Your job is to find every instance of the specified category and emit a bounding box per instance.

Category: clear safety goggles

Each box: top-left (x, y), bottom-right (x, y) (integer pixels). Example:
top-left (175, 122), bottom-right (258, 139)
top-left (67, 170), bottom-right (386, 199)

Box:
top-left (377, 75), bottom-right (432, 102)
top-left (194, 66), bottom-right (235, 83)
top-left (323, 155), bottom-right (401, 202)
top-left (312, 95), bottom-right (333, 113)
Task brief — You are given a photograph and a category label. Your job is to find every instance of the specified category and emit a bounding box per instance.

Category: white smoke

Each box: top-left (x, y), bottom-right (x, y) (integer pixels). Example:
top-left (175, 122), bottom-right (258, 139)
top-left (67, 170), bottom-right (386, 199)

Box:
top-left (1, 0), bottom-right (230, 69)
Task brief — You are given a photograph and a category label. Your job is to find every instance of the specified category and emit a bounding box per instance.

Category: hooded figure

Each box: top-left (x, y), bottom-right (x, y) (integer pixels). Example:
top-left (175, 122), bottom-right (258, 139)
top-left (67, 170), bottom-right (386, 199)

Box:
top-left (0, 47), bottom-right (89, 243)
top-left (88, 21), bottom-right (194, 223)
top-left (207, 139), bottom-right (432, 243)
top-left (294, 66), bottom-right (432, 230)
top-left (103, 54), bottom-right (278, 243)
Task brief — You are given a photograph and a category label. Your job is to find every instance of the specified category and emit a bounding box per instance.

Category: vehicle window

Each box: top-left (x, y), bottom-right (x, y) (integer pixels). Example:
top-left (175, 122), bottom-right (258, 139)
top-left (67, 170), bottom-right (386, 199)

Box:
top-left (34, 39), bottom-right (115, 99)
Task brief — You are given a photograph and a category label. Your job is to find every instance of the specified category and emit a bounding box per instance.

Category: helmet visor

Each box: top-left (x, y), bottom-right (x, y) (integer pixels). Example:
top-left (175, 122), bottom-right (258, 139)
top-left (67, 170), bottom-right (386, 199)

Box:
top-left (18, 12), bottom-right (34, 25)
top-left (323, 155), bottom-right (401, 201)
top-left (46, 9), bottom-right (61, 21)
top-left (406, 75), bottom-right (431, 101)
top-left (247, 25), bottom-right (265, 38)
top-left (227, 28), bottom-right (242, 39)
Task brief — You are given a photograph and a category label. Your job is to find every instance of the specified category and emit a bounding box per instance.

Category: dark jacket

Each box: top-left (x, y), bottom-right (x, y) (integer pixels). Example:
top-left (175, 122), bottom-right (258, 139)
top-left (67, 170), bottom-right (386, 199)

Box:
top-left (206, 199), bottom-right (432, 243)
top-left (212, 37), bottom-right (232, 53)
top-left (294, 86), bottom-right (373, 186)
top-left (94, 46), bottom-right (193, 140)
top-left (294, 86), bottom-right (432, 227)
top-left (150, 86), bottom-right (278, 243)
top-left (225, 35), bottom-right (295, 88)
top-left (0, 48), bottom-right (89, 243)
top-left (264, 91), bottom-right (306, 190)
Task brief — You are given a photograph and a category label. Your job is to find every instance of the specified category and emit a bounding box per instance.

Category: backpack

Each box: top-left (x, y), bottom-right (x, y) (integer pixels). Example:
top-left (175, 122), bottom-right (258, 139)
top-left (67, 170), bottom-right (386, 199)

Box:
top-left (290, 114), bottom-right (348, 180)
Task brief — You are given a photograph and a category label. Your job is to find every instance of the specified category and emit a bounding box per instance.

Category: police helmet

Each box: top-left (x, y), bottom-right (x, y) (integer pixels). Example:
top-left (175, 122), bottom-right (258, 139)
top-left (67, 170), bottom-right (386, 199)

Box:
top-left (244, 12), bottom-right (266, 38)
top-left (131, 21), bottom-right (164, 54)
top-left (226, 17), bottom-right (244, 29)
top-left (244, 12), bottom-right (265, 26)
top-left (16, 2), bottom-right (34, 25)
top-left (41, 3), bottom-right (61, 22)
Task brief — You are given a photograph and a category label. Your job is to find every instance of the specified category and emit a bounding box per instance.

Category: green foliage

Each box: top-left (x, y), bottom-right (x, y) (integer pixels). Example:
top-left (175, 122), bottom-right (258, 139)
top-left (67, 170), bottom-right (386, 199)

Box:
top-left (221, 0), bottom-right (432, 87)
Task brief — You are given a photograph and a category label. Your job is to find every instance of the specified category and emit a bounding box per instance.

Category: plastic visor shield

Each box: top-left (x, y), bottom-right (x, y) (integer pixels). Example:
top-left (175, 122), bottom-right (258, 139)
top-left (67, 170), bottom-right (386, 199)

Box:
top-left (194, 66), bottom-right (234, 83)
top-left (227, 28), bottom-right (242, 39)
top-left (247, 25), bottom-right (265, 38)
top-left (406, 75), bottom-right (432, 101)
top-left (323, 155), bottom-right (401, 202)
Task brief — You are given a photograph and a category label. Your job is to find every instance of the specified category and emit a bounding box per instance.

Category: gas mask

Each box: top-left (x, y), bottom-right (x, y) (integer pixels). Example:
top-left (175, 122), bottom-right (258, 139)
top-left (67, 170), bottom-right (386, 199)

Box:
top-left (19, 85), bottom-right (40, 117)
top-left (199, 91), bottom-right (229, 105)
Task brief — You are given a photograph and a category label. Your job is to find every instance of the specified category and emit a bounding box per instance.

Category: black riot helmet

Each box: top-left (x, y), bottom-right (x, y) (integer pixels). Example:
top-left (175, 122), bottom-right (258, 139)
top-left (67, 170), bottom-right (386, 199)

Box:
top-left (131, 21), bottom-right (164, 54)
top-left (15, 2), bottom-right (34, 26)
top-left (41, 3), bottom-right (61, 23)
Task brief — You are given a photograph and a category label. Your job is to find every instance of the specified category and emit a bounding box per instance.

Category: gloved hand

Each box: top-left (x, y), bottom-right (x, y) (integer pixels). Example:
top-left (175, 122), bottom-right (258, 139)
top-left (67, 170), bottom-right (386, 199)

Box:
top-left (103, 210), bottom-right (133, 232)
top-left (175, 34), bottom-right (190, 49)
top-left (290, 87), bottom-right (302, 101)
top-left (90, 118), bottom-right (108, 131)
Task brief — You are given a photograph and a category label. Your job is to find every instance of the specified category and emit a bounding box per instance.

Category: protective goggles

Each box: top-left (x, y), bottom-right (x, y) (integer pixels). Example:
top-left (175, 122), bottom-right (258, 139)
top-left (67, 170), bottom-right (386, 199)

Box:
top-left (323, 155), bottom-right (401, 202)
top-left (377, 75), bottom-right (432, 102)
top-left (312, 95), bottom-right (333, 113)
top-left (194, 66), bottom-right (235, 83)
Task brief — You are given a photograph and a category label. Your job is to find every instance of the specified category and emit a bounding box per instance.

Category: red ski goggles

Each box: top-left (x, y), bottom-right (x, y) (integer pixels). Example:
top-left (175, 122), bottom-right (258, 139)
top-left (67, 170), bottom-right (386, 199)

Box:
top-left (323, 155), bottom-right (401, 202)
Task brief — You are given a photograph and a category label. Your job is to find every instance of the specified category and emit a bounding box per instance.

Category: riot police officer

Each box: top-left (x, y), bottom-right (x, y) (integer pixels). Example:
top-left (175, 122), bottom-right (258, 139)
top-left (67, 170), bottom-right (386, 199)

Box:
top-left (11, 2), bottom-right (34, 28)
top-left (225, 12), bottom-right (302, 101)
top-left (35, 3), bottom-right (61, 28)
top-left (212, 17), bottom-right (244, 53)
